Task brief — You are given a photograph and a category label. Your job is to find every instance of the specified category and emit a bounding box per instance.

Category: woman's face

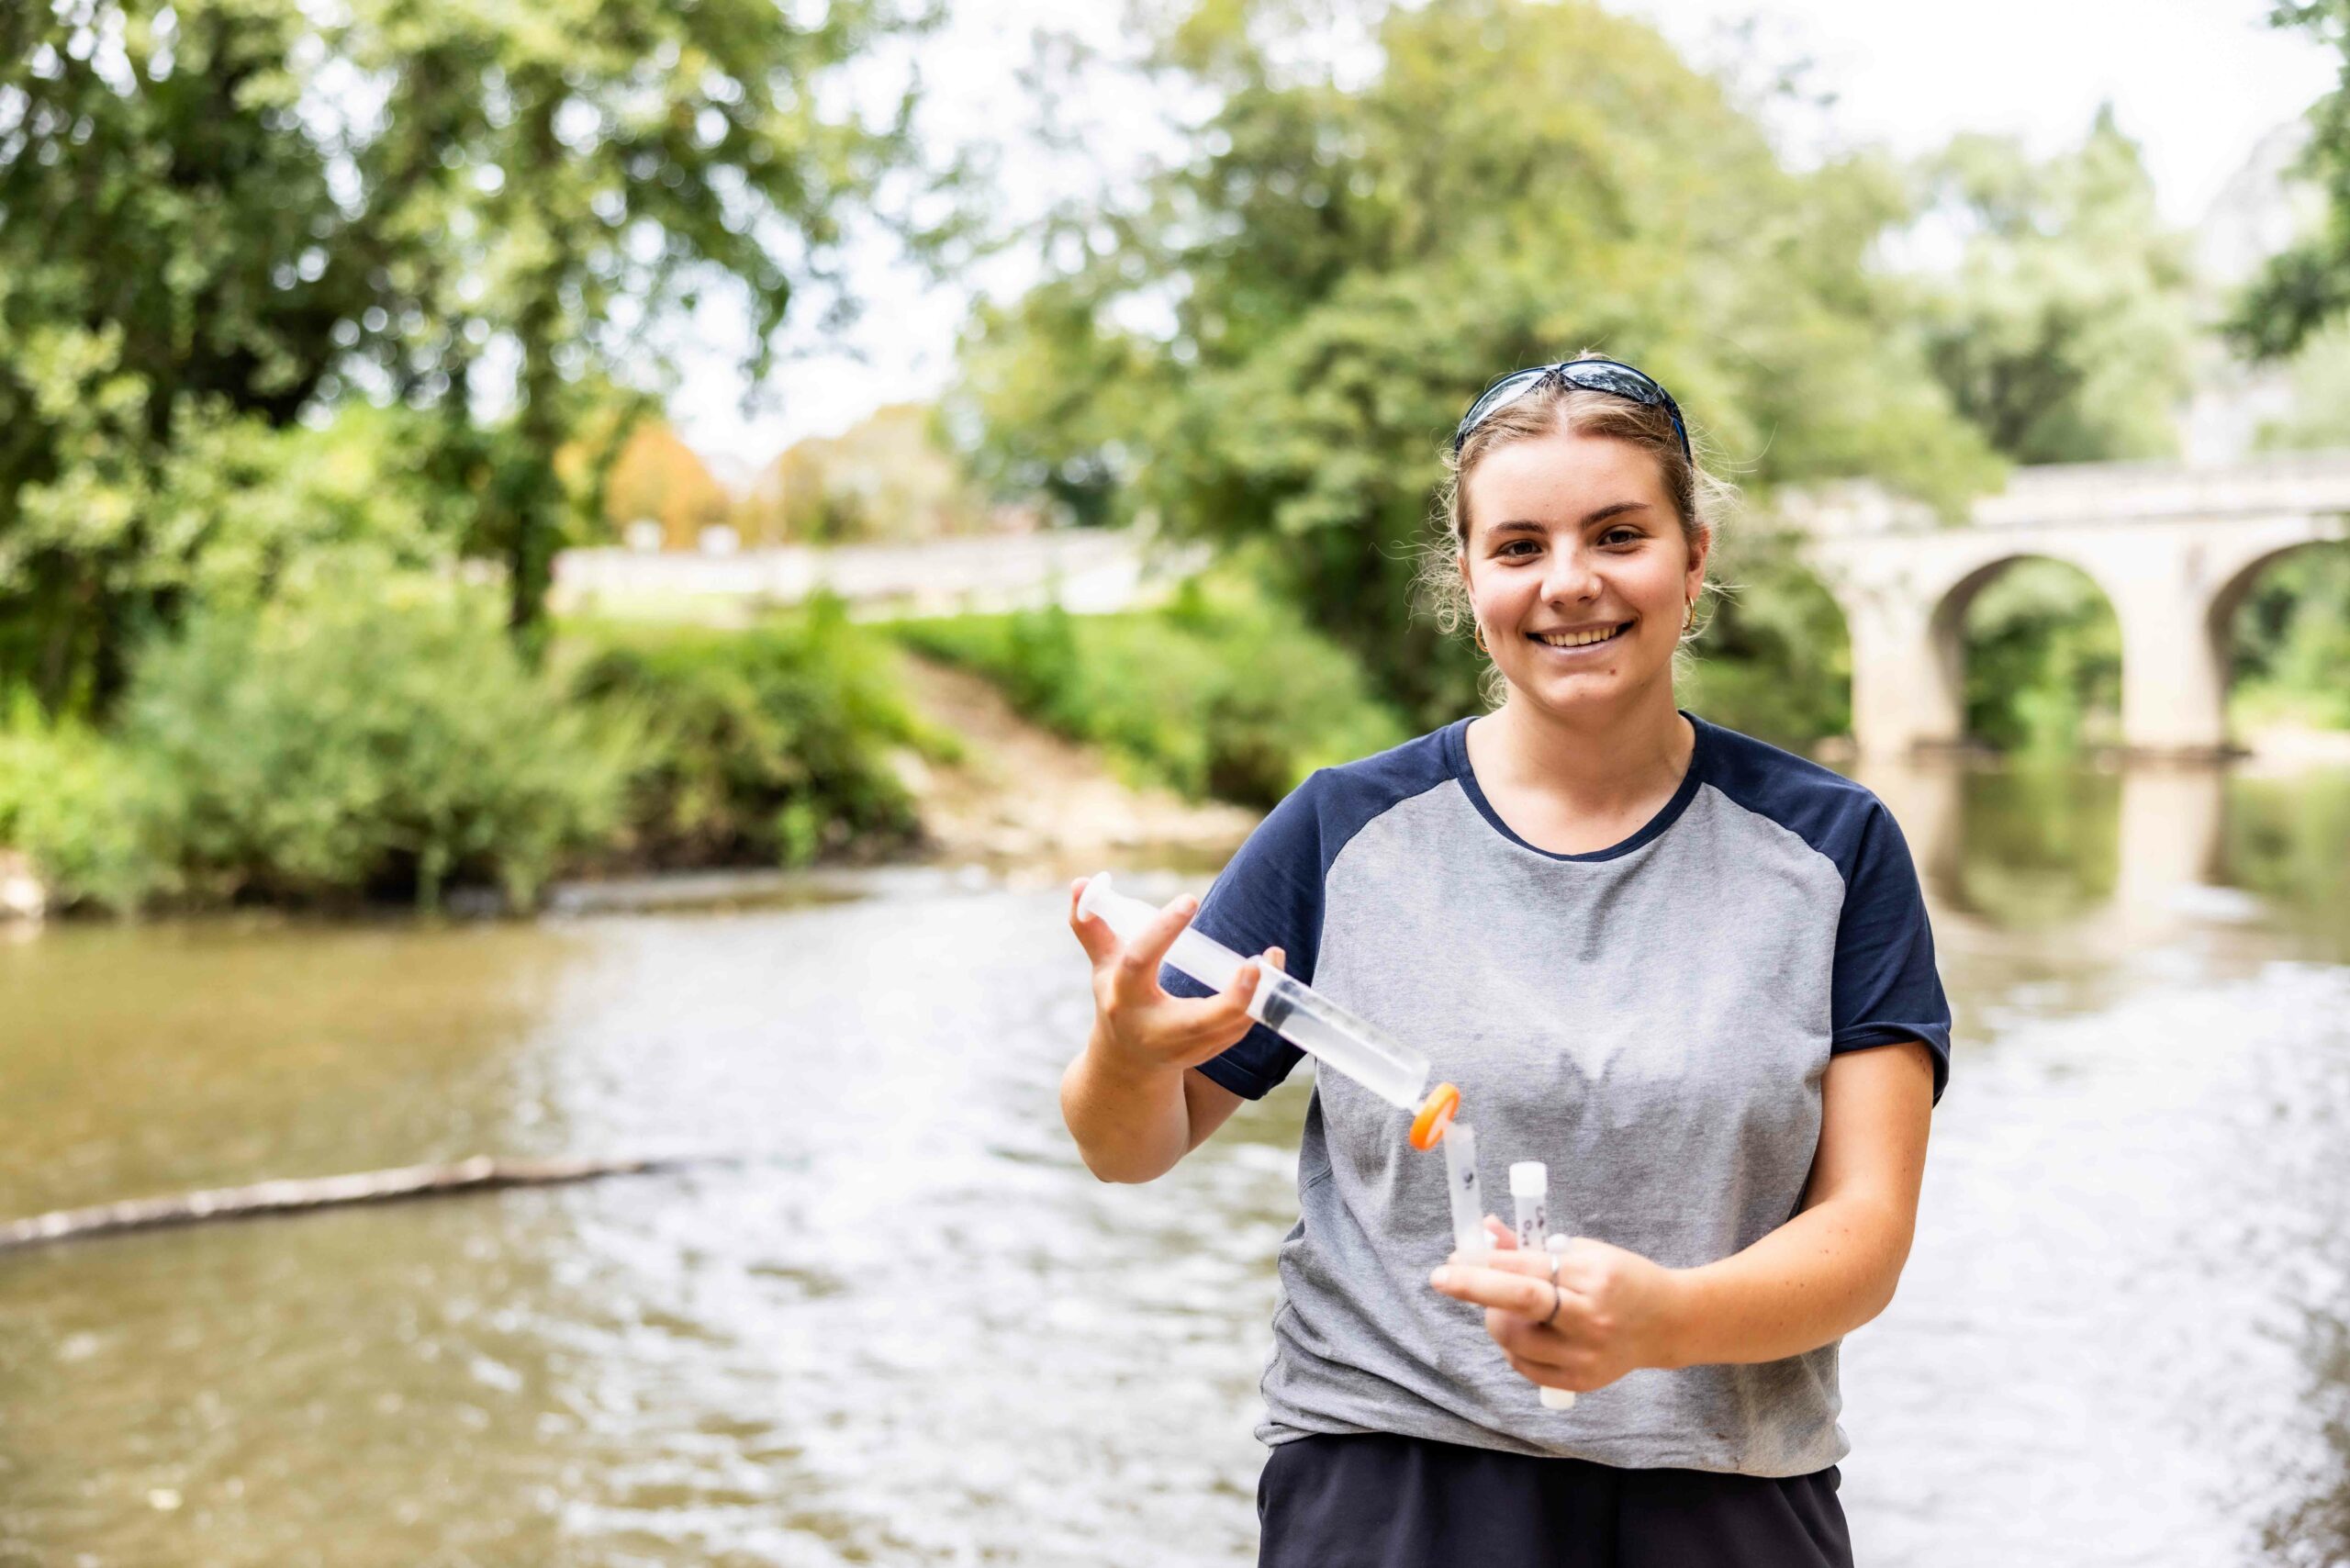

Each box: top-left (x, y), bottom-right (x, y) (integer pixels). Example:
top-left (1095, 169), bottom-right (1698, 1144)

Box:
top-left (1456, 429), bottom-right (1707, 723)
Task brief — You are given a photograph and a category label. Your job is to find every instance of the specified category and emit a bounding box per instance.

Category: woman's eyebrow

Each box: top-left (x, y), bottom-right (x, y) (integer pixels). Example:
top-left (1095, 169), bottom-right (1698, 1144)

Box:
top-left (1487, 502), bottom-right (1651, 538)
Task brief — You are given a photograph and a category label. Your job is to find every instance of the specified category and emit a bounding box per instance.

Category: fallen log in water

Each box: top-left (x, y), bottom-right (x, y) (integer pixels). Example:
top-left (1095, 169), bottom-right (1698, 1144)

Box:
top-left (0, 1154), bottom-right (708, 1253)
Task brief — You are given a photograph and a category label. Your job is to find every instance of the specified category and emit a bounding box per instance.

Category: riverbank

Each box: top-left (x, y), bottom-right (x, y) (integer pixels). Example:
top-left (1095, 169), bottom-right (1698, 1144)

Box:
top-left (540, 655), bottom-right (1260, 914)
top-left (0, 645), bottom-right (1260, 927)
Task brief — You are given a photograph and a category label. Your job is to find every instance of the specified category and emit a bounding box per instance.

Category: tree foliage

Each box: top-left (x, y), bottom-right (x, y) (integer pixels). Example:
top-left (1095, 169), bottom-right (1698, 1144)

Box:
top-left (957, 0), bottom-right (1997, 722)
top-left (599, 420), bottom-right (733, 550)
top-left (1905, 111), bottom-right (2198, 464)
top-left (2232, 2), bottom-right (2350, 358)
top-left (734, 403), bottom-right (995, 544)
top-left (0, 0), bottom-right (934, 708)
top-left (1960, 560), bottom-right (2121, 754)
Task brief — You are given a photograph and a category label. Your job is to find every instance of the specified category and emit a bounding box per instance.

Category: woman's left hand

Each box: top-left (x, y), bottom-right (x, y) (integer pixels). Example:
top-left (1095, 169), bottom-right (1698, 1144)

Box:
top-left (1428, 1219), bottom-right (1688, 1395)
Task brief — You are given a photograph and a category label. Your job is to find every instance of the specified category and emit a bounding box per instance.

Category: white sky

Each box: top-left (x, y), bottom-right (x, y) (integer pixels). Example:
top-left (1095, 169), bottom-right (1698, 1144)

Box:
top-left (667, 0), bottom-right (2341, 469)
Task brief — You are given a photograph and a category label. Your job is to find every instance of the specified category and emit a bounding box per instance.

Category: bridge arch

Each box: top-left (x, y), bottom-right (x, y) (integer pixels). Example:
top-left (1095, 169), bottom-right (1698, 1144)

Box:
top-left (2209, 537), bottom-right (2350, 738)
top-left (1830, 542), bottom-right (2129, 757)
top-left (1928, 554), bottom-right (2123, 752)
top-left (1795, 456), bottom-right (2350, 758)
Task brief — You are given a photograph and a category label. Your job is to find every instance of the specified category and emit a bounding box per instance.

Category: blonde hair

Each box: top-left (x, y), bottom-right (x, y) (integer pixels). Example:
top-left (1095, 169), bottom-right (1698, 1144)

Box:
top-left (1414, 355), bottom-right (1736, 707)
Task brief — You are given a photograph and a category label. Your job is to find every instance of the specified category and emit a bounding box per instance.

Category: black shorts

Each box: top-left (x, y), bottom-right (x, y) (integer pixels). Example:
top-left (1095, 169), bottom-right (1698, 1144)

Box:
top-left (1257, 1432), bottom-right (1852, 1568)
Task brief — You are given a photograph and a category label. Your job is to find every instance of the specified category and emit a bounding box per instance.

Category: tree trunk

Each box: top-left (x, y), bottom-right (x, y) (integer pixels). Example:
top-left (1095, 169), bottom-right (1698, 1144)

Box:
top-left (0, 1154), bottom-right (710, 1253)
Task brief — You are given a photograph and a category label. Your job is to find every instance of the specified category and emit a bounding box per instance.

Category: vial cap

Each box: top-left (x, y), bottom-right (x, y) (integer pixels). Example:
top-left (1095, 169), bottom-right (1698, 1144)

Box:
top-left (1508, 1161), bottom-right (1548, 1197)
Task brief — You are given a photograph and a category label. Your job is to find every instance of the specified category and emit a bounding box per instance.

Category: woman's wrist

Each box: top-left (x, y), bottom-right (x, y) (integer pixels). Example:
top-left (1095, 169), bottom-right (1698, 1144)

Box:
top-left (1084, 1018), bottom-right (1179, 1089)
top-left (1642, 1265), bottom-right (1702, 1372)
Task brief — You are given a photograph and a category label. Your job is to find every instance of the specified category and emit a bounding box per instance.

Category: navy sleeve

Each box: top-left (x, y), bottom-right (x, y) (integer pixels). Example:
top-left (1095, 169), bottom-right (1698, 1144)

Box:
top-left (1830, 801), bottom-right (1953, 1103)
top-left (1160, 771), bottom-right (1327, 1100)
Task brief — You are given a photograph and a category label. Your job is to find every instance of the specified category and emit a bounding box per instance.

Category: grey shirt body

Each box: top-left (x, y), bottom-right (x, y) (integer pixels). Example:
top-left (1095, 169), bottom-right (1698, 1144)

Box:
top-left (1171, 716), bottom-right (1950, 1477)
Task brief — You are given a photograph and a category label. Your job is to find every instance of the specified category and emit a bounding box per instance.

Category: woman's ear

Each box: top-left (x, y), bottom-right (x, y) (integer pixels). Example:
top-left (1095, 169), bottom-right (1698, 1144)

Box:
top-left (1684, 529), bottom-right (1712, 598)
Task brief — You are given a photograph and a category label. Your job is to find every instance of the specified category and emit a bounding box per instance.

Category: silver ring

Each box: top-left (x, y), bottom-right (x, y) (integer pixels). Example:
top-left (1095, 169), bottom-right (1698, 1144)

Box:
top-left (1545, 1252), bottom-right (1564, 1327)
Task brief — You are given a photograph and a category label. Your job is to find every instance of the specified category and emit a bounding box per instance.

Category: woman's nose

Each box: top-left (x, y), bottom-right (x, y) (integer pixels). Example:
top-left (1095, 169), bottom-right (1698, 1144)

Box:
top-left (1543, 547), bottom-right (1602, 602)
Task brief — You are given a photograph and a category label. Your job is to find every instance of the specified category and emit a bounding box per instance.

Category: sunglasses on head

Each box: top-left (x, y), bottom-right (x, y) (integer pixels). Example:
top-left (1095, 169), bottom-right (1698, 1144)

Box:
top-left (1452, 358), bottom-right (1691, 462)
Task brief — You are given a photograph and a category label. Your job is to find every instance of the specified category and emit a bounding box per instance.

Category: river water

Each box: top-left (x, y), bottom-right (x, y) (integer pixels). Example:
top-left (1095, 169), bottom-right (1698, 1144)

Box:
top-left (1, 762), bottom-right (2347, 1567)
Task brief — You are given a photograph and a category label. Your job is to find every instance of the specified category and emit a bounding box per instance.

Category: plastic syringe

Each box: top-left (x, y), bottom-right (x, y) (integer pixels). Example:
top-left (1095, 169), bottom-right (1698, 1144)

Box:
top-left (1079, 873), bottom-right (1457, 1141)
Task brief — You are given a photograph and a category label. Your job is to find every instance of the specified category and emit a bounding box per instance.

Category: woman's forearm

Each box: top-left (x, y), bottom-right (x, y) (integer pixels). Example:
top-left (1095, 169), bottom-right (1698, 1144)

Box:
top-left (1059, 1026), bottom-right (1192, 1183)
top-left (1657, 1193), bottom-right (1916, 1368)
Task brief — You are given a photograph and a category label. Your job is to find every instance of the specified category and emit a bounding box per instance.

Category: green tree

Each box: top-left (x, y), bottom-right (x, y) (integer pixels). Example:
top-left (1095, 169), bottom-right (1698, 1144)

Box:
top-left (1959, 560), bottom-right (2122, 754)
top-left (0, 0), bottom-right (934, 708)
top-left (737, 404), bottom-right (993, 544)
top-left (2232, 3), bottom-right (2350, 358)
top-left (957, 0), bottom-right (1997, 723)
top-left (1905, 110), bottom-right (2199, 464)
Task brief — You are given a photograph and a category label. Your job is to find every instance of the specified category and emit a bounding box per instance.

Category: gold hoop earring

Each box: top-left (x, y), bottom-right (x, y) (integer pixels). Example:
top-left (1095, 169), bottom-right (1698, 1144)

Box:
top-left (1473, 622), bottom-right (1489, 655)
top-left (1684, 599), bottom-right (1697, 635)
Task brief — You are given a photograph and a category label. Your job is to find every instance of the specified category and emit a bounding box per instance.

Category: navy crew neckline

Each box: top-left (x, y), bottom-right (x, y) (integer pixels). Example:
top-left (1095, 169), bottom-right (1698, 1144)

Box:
top-left (1440, 711), bottom-right (1712, 864)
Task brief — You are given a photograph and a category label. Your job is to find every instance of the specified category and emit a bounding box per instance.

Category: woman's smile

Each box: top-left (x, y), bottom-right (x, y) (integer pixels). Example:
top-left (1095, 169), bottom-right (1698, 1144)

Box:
top-left (1526, 621), bottom-right (1633, 652)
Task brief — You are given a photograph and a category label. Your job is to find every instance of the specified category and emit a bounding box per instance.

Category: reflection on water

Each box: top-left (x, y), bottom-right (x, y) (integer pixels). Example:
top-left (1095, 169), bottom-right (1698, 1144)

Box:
top-left (0, 767), bottom-right (2347, 1565)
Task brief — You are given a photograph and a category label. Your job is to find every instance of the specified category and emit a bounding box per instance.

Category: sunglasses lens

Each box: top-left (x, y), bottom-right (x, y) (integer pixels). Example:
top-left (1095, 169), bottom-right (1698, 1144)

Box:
top-left (1460, 369), bottom-right (1546, 434)
top-left (1562, 363), bottom-right (1661, 407)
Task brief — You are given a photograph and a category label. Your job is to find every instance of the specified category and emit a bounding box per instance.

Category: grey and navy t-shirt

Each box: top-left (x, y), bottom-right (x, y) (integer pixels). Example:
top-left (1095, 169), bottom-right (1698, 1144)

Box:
top-left (1166, 713), bottom-right (1951, 1477)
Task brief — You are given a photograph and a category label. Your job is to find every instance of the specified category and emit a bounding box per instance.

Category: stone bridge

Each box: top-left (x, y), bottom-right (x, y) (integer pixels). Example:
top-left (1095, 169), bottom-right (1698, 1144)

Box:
top-left (1785, 454), bottom-right (2350, 759)
top-left (553, 530), bottom-right (1207, 623)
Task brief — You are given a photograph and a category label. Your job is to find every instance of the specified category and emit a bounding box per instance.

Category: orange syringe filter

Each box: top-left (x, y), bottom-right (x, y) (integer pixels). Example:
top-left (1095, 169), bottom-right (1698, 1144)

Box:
top-left (1409, 1081), bottom-right (1461, 1151)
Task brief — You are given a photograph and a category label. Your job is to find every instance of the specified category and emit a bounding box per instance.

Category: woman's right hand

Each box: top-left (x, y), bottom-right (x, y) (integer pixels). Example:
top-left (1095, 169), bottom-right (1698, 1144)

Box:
top-left (1067, 879), bottom-right (1284, 1078)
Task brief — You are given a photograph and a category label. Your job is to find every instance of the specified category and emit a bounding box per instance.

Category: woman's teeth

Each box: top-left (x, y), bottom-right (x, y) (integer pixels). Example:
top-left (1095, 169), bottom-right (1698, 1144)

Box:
top-left (1529, 623), bottom-right (1627, 648)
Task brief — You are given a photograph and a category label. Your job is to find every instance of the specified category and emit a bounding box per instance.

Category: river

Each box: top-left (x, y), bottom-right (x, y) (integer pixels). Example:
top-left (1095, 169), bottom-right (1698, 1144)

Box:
top-left (1, 762), bottom-right (2346, 1566)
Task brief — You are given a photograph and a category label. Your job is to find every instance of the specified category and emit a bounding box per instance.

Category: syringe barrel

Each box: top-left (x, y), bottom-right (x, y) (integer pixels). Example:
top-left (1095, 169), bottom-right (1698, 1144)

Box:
top-left (1078, 874), bottom-right (1431, 1111)
top-left (1252, 970), bottom-right (1428, 1110)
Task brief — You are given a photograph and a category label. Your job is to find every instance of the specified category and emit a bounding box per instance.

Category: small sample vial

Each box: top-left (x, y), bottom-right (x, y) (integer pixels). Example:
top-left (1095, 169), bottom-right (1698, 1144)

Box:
top-left (1539, 1233), bottom-right (1578, 1411)
top-left (1508, 1162), bottom-right (1549, 1252)
top-left (1442, 1122), bottom-right (1483, 1255)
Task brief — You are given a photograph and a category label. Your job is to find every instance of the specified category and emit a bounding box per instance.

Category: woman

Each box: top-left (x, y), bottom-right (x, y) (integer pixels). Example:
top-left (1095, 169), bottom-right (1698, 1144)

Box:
top-left (1061, 355), bottom-right (1947, 1568)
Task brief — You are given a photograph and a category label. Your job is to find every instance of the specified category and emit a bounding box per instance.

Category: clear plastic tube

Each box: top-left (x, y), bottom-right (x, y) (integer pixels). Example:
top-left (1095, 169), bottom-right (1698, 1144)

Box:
top-left (1441, 1122), bottom-right (1484, 1255)
top-left (1540, 1233), bottom-right (1577, 1411)
top-left (1077, 873), bottom-right (1431, 1111)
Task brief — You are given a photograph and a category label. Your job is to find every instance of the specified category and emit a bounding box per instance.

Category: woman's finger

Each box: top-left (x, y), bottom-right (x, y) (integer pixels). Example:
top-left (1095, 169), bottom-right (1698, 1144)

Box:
top-left (1503, 1347), bottom-right (1590, 1394)
top-left (1110, 892), bottom-right (1199, 1003)
top-left (1458, 1248), bottom-right (1561, 1281)
top-left (1161, 954), bottom-right (1267, 1041)
top-left (1429, 1260), bottom-right (1576, 1321)
top-left (1419, 1260), bottom-right (1550, 1316)
top-left (1069, 879), bottom-right (1121, 965)
top-left (1444, 1216), bottom-right (1515, 1266)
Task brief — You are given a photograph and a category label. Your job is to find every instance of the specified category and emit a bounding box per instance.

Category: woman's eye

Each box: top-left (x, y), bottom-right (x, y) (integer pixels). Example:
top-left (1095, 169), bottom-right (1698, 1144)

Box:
top-left (1499, 541), bottom-right (1539, 557)
top-left (1600, 529), bottom-right (1643, 547)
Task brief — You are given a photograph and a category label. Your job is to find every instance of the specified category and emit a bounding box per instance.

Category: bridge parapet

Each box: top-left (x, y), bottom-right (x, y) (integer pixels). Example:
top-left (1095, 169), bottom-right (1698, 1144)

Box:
top-left (552, 529), bottom-right (1209, 622)
top-left (1776, 449), bottom-right (2350, 538)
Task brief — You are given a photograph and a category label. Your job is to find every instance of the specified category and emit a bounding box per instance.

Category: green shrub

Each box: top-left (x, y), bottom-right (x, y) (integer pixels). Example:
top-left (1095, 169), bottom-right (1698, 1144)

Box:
top-left (106, 572), bottom-right (625, 911)
top-left (1682, 533), bottom-right (1854, 753)
top-left (0, 701), bottom-right (173, 912)
top-left (565, 598), bottom-right (946, 869)
top-left (1960, 559), bottom-right (2122, 754)
top-left (2229, 545), bottom-right (2350, 732)
top-left (892, 562), bottom-right (1408, 808)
